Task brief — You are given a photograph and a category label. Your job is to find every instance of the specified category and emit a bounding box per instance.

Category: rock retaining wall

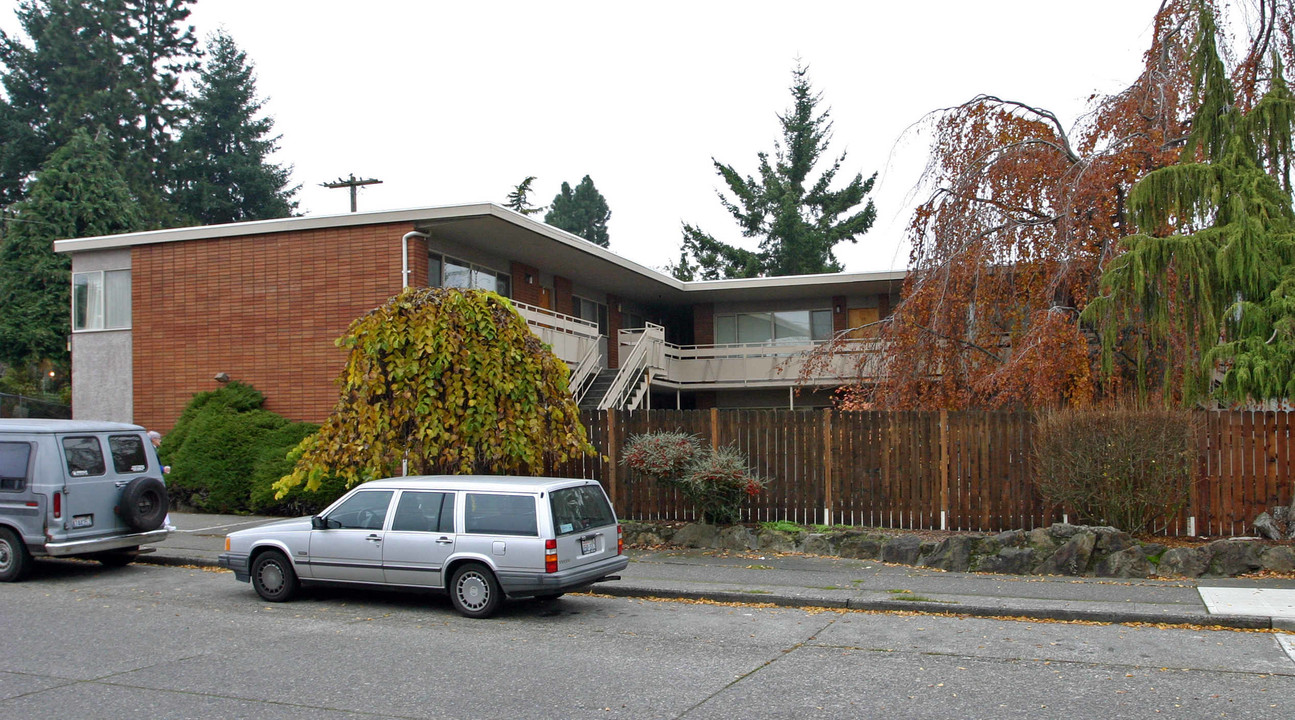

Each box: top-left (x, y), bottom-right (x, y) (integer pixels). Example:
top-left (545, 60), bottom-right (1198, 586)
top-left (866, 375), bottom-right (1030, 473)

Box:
top-left (623, 522), bottom-right (1295, 579)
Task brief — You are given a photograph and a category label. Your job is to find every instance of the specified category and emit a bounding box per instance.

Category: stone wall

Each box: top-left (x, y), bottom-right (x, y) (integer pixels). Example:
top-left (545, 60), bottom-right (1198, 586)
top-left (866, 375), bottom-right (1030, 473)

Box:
top-left (623, 522), bottom-right (1295, 579)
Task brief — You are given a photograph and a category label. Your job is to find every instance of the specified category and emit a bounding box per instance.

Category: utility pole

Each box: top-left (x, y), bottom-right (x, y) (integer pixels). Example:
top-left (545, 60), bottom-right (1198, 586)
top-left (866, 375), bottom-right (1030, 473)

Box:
top-left (321, 173), bottom-right (382, 212)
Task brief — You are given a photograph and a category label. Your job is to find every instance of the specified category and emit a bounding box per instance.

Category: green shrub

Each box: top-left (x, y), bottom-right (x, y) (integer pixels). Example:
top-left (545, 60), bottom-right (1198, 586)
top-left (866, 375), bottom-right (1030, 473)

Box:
top-left (161, 382), bottom-right (336, 514)
top-left (247, 422), bottom-right (346, 516)
top-left (1033, 405), bottom-right (1199, 534)
top-left (622, 431), bottom-right (765, 525)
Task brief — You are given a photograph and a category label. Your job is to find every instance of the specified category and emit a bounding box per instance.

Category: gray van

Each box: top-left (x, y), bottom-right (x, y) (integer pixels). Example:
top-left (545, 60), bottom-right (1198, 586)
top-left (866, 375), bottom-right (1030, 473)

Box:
top-left (218, 476), bottom-right (628, 618)
top-left (0, 419), bottom-right (171, 581)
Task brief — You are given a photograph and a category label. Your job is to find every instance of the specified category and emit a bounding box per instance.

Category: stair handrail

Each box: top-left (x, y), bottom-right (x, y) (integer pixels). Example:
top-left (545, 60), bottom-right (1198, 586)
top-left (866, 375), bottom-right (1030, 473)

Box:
top-left (569, 340), bottom-right (602, 405)
top-left (597, 330), bottom-right (653, 410)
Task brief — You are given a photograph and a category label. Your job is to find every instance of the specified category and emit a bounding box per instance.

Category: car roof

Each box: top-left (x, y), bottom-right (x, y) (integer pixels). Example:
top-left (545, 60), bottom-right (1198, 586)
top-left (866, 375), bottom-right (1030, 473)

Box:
top-left (357, 475), bottom-right (599, 494)
top-left (0, 418), bottom-right (145, 434)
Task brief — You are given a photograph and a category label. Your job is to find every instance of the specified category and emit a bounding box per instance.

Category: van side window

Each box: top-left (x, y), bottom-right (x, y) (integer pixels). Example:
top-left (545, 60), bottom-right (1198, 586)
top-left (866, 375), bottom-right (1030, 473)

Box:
top-left (550, 485), bottom-right (616, 536)
top-left (391, 491), bottom-right (455, 533)
top-left (0, 442), bottom-right (31, 491)
top-left (108, 434), bottom-right (149, 474)
top-left (62, 436), bottom-right (106, 477)
top-left (464, 493), bottom-right (537, 536)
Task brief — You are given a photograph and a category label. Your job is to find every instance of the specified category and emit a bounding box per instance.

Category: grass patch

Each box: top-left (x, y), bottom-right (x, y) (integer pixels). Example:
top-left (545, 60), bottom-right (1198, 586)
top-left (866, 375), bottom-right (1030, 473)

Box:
top-left (761, 520), bottom-right (803, 533)
top-left (887, 588), bottom-right (952, 603)
top-left (740, 589), bottom-right (773, 594)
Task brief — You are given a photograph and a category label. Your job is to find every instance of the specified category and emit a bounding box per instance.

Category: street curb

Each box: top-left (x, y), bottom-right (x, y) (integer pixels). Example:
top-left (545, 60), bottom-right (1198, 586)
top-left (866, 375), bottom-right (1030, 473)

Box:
top-left (137, 552), bottom-right (1280, 630)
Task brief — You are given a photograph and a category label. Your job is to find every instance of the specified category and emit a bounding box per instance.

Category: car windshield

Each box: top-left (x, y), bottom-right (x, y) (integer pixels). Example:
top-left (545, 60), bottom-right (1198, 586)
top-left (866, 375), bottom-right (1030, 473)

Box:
top-left (549, 484), bottom-right (615, 536)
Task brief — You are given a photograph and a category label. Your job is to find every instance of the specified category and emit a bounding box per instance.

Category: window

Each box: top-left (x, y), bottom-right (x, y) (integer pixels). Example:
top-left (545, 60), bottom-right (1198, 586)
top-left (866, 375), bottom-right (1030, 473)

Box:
top-left (550, 485), bottom-right (616, 536)
top-left (62, 437), bottom-right (106, 477)
top-left (0, 442), bottom-right (31, 492)
top-left (72, 270), bottom-right (131, 331)
top-left (428, 253), bottom-right (510, 297)
top-left (108, 435), bottom-right (149, 474)
top-left (622, 312), bottom-right (646, 330)
top-left (325, 490), bottom-right (394, 530)
top-left (714, 310), bottom-right (833, 345)
top-left (573, 295), bottom-right (608, 334)
top-left (464, 493), bottom-right (537, 536)
top-left (391, 491), bottom-right (455, 533)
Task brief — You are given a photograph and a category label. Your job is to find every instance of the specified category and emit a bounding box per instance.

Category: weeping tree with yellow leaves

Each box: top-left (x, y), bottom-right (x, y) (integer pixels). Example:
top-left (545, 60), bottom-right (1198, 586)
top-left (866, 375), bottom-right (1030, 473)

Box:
top-left (275, 287), bottom-right (595, 496)
top-left (1083, 4), bottom-right (1295, 405)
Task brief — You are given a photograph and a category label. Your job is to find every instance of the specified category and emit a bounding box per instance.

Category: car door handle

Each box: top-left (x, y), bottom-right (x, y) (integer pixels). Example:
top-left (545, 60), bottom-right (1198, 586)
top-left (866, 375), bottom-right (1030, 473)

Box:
top-left (435, 537), bottom-right (453, 544)
top-left (366, 534), bottom-right (382, 543)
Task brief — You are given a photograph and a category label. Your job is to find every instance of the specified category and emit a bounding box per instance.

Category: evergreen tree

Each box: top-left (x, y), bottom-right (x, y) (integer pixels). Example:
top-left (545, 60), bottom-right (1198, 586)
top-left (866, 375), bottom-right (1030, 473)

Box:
top-left (674, 64), bottom-right (876, 279)
top-left (504, 175), bottom-right (543, 216)
top-left (544, 175), bottom-right (611, 247)
top-left (173, 30), bottom-right (297, 225)
top-left (0, 129), bottom-right (143, 366)
top-left (1084, 8), bottom-right (1295, 404)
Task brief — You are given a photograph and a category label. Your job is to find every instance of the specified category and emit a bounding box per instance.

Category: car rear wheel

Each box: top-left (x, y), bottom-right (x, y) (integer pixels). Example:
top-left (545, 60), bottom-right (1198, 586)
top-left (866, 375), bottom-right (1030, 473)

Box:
top-left (0, 527), bottom-right (31, 582)
top-left (450, 563), bottom-right (502, 618)
top-left (251, 550), bottom-right (299, 602)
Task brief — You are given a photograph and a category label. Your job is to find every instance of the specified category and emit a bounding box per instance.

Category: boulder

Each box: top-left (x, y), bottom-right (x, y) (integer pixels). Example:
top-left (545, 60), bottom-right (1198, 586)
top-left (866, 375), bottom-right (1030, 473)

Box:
top-left (919, 535), bottom-right (977, 572)
top-left (1034, 531), bottom-right (1096, 575)
top-left (718, 525), bottom-right (757, 551)
top-left (800, 533), bottom-right (835, 556)
top-left (1093, 528), bottom-right (1136, 554)
top-left (880, 534), bottom-right (923, 565)
top-left (1261, 545), bottom-right (1295, 573)
top-left (756, 528), bottom-right (800, 553)
top-left (1026, 527), bottom-right (1056, 552)
top-left (672, 523), bottom-right (720, 548)
top-left (1156, 547), bottom-right (1210, 578)
top-left (1093, 546), bottom-right (1153, 578)
top-left (976, 530), bottom-right (1026, 556)
top-left (836, 532), bottom-right (885, 560)
top-left (1204, 540), bottom-right (1265, 577)
top-left (974, 547), bottom-right (1037, 574)
top-left (1253, 512), bottom-right (1283, 541)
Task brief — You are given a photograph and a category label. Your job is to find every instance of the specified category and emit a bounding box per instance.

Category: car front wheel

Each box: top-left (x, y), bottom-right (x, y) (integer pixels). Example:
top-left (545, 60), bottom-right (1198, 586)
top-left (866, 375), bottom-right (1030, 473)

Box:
top-left (0, 527), bottom-right (30, 582)
top-left (251, 550), bottom-right (299, 602)
top-left (450, 563), bottom-right (502, 618)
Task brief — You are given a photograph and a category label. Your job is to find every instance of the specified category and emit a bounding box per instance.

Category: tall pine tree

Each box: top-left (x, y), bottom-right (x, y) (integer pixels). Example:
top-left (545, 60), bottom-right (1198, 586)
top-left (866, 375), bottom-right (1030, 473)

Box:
top-left (0, 129), bottom-right (143, 366)
top-left (545, 175), bottom-right (611, 247)
top-left (674, 64), bottom-right (876, 279)
top-left (173, 30), bottom-right (297, 225)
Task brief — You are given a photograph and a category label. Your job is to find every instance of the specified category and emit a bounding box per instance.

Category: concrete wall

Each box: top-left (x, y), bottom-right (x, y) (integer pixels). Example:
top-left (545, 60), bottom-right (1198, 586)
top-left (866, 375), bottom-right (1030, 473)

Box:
top-left (70, 248), bottom-right (133, 422)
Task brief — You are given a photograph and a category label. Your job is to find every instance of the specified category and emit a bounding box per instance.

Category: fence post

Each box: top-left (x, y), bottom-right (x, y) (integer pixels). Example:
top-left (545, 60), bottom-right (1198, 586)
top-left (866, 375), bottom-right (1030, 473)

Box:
top-left (939, 409), bottom-right (949, 531)
top-left (710, 407), bottom-right (719, 449)
top-left (823, 411), bottom-right (834, 526)
top-left (606, 409), bottom-right (619, 511)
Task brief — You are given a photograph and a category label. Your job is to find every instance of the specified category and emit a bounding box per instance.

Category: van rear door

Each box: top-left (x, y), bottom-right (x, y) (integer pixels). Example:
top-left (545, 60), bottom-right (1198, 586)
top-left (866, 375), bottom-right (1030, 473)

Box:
top-left (548, 483), bottom-right (619, 572)
top-left (57, 434), bottom-right (130, 539)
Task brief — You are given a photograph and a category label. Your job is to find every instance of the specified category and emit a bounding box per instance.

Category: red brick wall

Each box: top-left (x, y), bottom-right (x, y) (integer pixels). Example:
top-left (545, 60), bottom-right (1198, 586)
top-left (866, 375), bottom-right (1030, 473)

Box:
top-left (510, 261), bottom-right (540, 306)
top-left (132, 222), bottom-right (416, 432)
top-left (692, 303), bottom-right (714, 345)
top-left (833, 295), bottom-right (848, 334)
top-left (607, 294), bottom-right (622, 368)
top-left (554, 276), bottom-right (574, 316)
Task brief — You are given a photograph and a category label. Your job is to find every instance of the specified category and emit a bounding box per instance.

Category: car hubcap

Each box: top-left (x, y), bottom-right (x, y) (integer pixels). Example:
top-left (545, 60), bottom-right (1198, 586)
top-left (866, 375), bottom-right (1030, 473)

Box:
top-left (458, 573), bottom-right (488, 610)
top-left (260, 562), bottom-right (284, 593)
top-left (0, 543), bottom-right (10, 571)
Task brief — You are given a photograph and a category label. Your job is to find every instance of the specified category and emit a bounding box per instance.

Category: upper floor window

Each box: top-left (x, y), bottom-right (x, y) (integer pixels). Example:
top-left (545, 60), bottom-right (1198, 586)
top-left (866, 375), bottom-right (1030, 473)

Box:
top-left (72, 270), bottom-right (131, 331)
top-left (573, 295), bottom-right (608, 334)
top-left (428, 253), bottom-right (510, 298)
top-left (715, 310), bottom-right (833, 345)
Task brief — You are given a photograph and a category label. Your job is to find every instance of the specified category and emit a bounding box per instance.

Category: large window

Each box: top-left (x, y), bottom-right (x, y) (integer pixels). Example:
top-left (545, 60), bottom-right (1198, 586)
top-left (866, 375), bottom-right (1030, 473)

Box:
top-left (72, 270), bottom-right (131, 331)
top-left (573, 295), bottom-right (608, 334)
top-left (428, 253), bottom-right (510, 297)
top-left (715, 310), bottom-right (833, 345)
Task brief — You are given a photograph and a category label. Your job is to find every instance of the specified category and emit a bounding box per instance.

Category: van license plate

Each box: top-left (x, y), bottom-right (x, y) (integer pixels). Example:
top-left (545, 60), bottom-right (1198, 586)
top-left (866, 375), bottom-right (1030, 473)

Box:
top-left (581, 536), bottom-right (596, 555)
top-left (72, 514), bottom-right (93, 529)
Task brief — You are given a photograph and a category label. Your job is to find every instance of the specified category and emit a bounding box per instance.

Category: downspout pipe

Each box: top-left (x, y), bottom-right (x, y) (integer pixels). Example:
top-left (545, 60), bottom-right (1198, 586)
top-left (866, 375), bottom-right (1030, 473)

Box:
top-left (401, 231), bottom-right (429, 288)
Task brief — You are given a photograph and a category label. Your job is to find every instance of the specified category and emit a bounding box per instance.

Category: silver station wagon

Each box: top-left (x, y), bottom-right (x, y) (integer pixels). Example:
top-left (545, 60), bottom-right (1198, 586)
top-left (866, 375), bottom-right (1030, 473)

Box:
top-left (218, 476), bottom-right (628, 618)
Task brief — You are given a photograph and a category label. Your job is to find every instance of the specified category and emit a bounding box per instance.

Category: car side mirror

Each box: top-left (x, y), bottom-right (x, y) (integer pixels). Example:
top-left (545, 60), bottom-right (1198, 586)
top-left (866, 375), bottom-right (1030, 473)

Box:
top-left (311, 516), bottom-right (326, 530)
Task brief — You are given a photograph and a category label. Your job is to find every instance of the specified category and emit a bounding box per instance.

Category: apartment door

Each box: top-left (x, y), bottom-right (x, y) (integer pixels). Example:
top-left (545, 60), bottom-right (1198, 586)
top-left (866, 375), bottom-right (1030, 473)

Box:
top-left (847, 307), bottom-right (880, 339)
top-left (539, 286), bottom-right (553, 310)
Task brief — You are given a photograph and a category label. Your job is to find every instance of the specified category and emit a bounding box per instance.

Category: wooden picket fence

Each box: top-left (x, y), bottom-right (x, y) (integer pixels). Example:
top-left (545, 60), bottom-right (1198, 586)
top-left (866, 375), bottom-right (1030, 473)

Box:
top-left (550, 409), bottom-right (1293, 537)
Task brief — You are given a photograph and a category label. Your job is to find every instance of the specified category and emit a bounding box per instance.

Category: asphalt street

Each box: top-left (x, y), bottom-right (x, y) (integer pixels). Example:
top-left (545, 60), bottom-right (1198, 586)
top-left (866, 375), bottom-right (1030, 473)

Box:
top-left (1, 560), bottom-right (1293, 719)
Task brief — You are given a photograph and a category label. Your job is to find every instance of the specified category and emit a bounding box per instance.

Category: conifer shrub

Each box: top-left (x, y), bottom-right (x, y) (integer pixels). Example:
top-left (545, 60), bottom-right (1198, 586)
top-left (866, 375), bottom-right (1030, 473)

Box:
top-left (1033, 405), bottom-right (1199, 534)
top-left (622, 431), bottom-right (764, 525)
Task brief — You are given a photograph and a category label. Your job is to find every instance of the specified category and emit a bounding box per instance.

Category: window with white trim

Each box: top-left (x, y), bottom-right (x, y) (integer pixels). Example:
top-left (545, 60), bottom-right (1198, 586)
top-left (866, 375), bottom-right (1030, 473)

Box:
top-left (72, 270), bottom-right (131, 331)
top-left (428, 253), bottom-right (511, 297)
top-left (573, 295), bottom-right (608, 334)
top-left (714, 310), bottom-right (833, 345)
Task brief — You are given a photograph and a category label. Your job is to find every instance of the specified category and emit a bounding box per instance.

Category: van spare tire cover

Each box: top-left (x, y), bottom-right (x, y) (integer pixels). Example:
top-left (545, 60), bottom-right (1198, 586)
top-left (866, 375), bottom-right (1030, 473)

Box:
top-left (119, 477), bottom-right (169, 532)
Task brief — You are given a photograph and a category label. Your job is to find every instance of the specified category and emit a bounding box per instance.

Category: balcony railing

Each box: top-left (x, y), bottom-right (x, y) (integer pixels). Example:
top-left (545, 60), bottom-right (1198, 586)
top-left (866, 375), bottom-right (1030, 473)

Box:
top-left (512, 300), bottom-right (601, 366)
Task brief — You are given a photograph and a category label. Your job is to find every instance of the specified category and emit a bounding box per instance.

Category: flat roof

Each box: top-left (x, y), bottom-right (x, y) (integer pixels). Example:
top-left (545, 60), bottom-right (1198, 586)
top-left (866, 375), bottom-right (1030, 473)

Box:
top-left (52, 202), bottom-right (906, 302)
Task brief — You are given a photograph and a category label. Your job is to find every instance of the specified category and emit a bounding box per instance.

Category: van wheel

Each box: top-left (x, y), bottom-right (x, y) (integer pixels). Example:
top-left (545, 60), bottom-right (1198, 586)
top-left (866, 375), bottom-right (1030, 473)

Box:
top-left (450, 563), bottom-right (502, 618)
top-left (0, 527), bottom-right (31, 582)
top-left (251, 551), bottom-right (299, 602)
top-left (120, 477), bottom-right (169, 532)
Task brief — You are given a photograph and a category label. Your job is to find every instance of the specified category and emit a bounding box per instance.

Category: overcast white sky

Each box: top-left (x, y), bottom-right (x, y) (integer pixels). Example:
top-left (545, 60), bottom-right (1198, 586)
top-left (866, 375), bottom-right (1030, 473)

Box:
top-left (3, 0), bottom-right (1164, 273)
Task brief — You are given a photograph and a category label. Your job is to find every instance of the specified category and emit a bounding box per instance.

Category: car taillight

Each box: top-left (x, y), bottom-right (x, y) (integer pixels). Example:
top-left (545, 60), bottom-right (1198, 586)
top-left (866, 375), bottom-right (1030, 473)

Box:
top-left (53, 491), bottom-right (61, 519)
top-left (545, 539), bottom-right (558, 573)
top-left (617, 524), bottom-right (623, 555)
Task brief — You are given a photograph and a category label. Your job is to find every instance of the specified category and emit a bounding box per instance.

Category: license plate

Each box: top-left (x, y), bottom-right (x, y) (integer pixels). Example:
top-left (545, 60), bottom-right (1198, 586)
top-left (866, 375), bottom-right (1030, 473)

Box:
top-left (72, 514), bottom-right (93, 529)
top-left (580, 536), bottom-right (597, 555)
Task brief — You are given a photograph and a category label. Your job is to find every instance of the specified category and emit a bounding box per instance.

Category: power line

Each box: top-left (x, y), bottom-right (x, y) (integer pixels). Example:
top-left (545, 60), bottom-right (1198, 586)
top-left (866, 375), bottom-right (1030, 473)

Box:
top-left (321, 173), bottom-right (382, 212)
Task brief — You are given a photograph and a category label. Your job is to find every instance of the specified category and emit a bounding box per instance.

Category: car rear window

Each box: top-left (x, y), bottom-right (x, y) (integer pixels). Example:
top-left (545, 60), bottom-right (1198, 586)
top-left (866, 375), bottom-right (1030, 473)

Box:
top-left (550, 484), bottom-right (616, 536)
top-left (62, 436), bottom-right (106, 477)
top-left (391, 491), bottom-right (455, 533)
top-left (0, 442), bottom-right (31, 491)
top-left (464, 493), bottom-right (537, 536)
top-left (109, 434), bottom-right (149, 473)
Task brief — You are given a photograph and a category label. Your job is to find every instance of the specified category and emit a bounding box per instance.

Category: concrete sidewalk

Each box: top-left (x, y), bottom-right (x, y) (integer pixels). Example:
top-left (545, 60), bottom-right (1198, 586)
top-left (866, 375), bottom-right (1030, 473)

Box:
top-left (147, 512), bottom-right (1295, 630)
